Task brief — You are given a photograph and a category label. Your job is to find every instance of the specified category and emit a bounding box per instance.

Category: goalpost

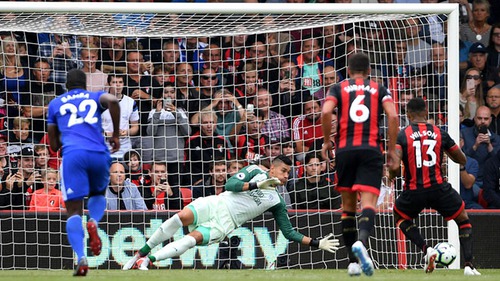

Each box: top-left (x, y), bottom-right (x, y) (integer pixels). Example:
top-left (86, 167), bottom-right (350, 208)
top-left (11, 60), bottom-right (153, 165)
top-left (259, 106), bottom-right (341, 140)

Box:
top-left (0, 2), bottom-right (460, 270)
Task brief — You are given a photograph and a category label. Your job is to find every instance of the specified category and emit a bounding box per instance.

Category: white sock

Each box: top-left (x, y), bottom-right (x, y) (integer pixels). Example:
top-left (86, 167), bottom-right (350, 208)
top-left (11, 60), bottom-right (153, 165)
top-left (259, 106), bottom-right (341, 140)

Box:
top-left (147, 214), bottom-right (183, 249)
top-left (152, 235), bottom-right (197, 262)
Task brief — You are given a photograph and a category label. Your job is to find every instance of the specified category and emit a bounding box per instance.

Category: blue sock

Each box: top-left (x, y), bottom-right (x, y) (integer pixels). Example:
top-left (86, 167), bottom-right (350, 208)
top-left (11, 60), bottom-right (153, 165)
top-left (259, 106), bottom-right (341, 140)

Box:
top-left (66, 215), bottom-right (85, 261)
top-left (87, 195), bottom-right (106, 223)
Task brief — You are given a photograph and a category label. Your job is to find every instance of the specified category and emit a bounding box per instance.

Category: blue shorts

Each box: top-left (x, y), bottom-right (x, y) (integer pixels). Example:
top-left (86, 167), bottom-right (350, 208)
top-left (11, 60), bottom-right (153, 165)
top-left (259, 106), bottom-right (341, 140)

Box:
top-left (60, 150), bottom-right (112, 201)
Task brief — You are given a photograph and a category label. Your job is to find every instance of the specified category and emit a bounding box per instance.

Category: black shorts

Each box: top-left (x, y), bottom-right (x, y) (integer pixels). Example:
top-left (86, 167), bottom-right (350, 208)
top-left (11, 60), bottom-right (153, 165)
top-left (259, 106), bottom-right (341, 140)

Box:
top-left (394, 183), bottom-right (465, 221)
top-left (335, 149), bottom-right (383, 195)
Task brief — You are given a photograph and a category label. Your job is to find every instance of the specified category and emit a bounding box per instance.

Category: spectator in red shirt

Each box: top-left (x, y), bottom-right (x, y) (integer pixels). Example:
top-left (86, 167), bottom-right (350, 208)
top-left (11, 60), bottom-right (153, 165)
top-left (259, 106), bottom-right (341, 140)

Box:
top-left (292, 96), bottom-right (323, 161)
top-left (29, 168), bottom-right (64, 212)
top-left (143, 161), bottom-right (183, 211)
top-left (223, 33), bottom-right (247, 73)
top-left (236, 108), bottom-right (266, 165)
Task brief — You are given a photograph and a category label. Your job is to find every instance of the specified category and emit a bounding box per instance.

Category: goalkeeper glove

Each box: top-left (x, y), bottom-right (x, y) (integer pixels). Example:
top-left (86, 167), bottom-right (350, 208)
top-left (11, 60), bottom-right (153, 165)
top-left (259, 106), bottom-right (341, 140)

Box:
top-left (249, 177), bottom-right (281, 190)
top-left (309, 233), bottom-right (340, 253)
top-left (258, 177), bottom-right (281, 190)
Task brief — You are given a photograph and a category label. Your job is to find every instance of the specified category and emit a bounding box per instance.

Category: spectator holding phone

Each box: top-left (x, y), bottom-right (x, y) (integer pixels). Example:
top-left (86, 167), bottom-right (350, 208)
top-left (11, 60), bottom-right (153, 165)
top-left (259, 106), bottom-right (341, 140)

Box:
top-left (143, 84), bottom-right (190, 186)
top-left (460, 67), bottom-right (485, 121)
top-left (2, 147), bottom-right (42, 210)
top-left (276, 59), bottom-right (310, 127)
top-left (461, 106), bottom-right (500, 187)
top-left (38, 34), bottom-right (80, 86)
top-left (143, 161), bottom-right (183, 210)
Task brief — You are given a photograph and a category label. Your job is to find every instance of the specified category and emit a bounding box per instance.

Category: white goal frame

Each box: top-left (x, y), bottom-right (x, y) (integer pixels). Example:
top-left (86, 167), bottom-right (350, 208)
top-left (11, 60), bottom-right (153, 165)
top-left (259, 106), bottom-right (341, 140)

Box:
top-left (0, 1), bottom-right (461, 270)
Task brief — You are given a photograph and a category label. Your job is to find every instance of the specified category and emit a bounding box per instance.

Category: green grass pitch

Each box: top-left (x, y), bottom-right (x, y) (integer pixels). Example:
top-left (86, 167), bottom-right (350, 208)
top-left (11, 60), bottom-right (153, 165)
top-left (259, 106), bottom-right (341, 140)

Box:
top-left (1, 269), bottom-right (500, 281)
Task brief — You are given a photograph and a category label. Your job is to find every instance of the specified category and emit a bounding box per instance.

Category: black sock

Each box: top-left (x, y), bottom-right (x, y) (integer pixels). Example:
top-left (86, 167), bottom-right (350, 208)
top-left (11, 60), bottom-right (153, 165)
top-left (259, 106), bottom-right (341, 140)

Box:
top-left (342, 211), bottom-right (357, 263)
top-left (358, 208), bottom-right (375, 247)
top-left (398, 220), bottom-right (426, 252)
top-left (458, 219), bottom-right (473, 263)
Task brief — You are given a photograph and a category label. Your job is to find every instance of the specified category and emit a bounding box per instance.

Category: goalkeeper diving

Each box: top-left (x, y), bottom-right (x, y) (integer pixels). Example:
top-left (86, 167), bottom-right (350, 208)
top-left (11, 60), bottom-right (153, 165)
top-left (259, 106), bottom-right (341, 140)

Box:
top-left (123, 155), bottom-right (339, 270)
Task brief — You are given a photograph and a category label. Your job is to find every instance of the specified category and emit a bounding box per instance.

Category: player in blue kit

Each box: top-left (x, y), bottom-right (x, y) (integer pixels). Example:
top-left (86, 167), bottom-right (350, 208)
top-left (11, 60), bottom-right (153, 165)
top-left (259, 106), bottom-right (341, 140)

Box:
top-left (47, 69), bottom-right (121, 276)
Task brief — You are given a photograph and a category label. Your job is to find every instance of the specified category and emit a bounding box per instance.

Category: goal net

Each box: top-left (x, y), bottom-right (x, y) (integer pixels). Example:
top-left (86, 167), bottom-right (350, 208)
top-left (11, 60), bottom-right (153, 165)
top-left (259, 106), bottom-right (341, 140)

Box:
top-left (0, 2), bottom-right (460, 271)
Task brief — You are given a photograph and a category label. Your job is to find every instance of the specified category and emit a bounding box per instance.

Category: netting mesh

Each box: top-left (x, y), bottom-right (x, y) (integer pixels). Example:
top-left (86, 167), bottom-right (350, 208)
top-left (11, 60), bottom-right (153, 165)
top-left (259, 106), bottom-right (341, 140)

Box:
top-left (0, 12), bottom-right (414, 37)
top-left (0, 5), bottom-right (455, 271)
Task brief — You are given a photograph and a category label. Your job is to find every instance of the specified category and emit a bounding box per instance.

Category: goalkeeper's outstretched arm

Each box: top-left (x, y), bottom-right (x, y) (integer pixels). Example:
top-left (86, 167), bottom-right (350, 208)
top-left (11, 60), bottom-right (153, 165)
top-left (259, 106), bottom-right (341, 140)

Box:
top-left (225, 165), bottom-right (281, 192)
top-left (270, 199), bottom-right (339, 253)
top-left (225, 176), bottom-right (255, 192)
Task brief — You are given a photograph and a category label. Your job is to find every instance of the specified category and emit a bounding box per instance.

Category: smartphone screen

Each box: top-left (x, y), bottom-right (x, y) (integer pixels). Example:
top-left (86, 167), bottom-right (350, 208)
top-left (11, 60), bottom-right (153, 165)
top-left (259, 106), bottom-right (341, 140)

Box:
top-left (478, 126), bottom-right (488, 134)
top-left (284, 70), bottom-right (290, 79)
top-left (246, 103), bottom-right (254, 115)
top-left (466, 79), bottom-right (475, 90)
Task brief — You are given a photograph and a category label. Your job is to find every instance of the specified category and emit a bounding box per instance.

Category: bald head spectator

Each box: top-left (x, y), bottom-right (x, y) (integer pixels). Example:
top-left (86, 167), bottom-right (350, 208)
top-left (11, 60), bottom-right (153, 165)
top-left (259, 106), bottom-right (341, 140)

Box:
top-left (314, 65), bottom-right (341, 106)
top-left (486, 84), bottom-right (500, 135)
top-left (105, 162), bottom-right (147, 210)
top-left (461, 105), bottom-right (500, 186)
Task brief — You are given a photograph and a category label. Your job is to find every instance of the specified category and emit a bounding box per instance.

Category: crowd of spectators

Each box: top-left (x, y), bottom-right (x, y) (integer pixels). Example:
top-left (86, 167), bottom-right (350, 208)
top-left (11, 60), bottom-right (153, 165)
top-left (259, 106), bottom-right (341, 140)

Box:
top-left (0, 0), bottom-right (499, 212)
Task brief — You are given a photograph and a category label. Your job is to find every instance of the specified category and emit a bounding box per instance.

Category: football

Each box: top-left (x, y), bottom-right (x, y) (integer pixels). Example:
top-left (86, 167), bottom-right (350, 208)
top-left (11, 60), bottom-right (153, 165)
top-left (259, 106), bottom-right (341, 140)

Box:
top-left (434, 242), bottom-right (457, 266)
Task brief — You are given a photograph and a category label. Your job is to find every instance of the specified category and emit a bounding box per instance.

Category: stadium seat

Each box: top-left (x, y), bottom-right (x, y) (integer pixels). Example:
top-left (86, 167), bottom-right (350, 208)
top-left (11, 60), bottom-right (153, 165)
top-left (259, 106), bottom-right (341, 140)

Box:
top-left (478, 189), bottom-right (488, 209)
top-left (180, 187), bottom-right (192, 207)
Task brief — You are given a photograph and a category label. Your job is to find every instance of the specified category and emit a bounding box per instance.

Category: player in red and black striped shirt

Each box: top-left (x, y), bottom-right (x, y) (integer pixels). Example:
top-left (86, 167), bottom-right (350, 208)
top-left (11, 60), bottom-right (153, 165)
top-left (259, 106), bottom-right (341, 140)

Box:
top-left (396, 118), bottom-right (457, 191)
top-left (389, 97), bottom-right (480, 275)
top-left (321, 53), bottom-right (399, 276)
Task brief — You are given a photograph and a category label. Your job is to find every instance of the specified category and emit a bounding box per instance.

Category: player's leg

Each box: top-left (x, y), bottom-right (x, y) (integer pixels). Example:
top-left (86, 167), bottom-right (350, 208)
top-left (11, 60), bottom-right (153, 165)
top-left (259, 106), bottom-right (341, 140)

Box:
top-left (135, 197), bottom-right (232, 270)
top-left (431, 184), bottom-right (478, 274)
top-left (433, 184), bottom-right (480, 275)
top-left (65, 200), bottom-right (85, 261)
top-left (65, 199), bottom-right (88, 276)
top-left (60, 153), bottom-right (90, 276)
top-left (87, 151), bottom-right (112, 256)
top-left (351, 192), bottom-right (376, 275)
top-left (334, 151), bottom-right (361, 275)
top-left (340, 190), bottom-right (376, 277)
top-left (138, 230), bottom-right (202, 270)
top-left (86, 195), bottom-right (105, 256)
top-left (454, 210), bottom-right (480, 275)
top-left (123, 206), bottom-right (196, 270)
top-left (393, 192), bottom-right (428, 252)
top-left (353, 150), bottom-right (383, 247)
top-left (394, 214), bottom-right (426, 251)
top-left (342, 192), bottom-right (362, 276)
top-left (357, 192), bottom-right (377, 247)
top-left (141, 202), bottom-right (234, 270)
top-left (145, 207), bottom-right (195, 252)
top-left (340, 191), bottom-right (359, 266)
top-left (394, 189), bottom-right (435, 273)
top-left (394, 209), bottom-right (436, 273)
top-left (350, 150), bottom-right (383, 276)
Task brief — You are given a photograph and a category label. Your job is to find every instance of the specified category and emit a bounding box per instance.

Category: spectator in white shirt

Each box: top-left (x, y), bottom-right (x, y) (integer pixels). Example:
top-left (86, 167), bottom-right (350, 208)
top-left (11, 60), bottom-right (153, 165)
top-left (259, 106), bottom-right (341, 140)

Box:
top-left (101, 73), bottom-right (140, 159)
top-left (80, 44), bottom-right (108, 92)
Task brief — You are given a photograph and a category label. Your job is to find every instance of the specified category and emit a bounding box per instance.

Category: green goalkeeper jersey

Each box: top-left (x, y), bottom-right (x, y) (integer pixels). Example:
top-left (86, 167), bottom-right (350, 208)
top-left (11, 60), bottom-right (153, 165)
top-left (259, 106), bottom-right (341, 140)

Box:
top-left (223, 165), bottom-right (304, 244)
